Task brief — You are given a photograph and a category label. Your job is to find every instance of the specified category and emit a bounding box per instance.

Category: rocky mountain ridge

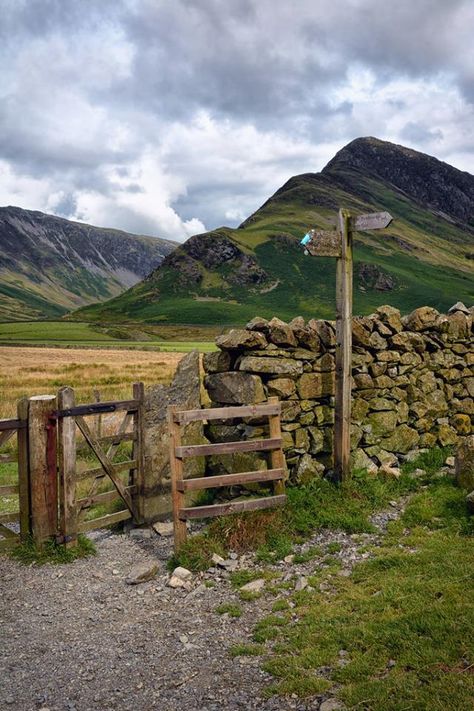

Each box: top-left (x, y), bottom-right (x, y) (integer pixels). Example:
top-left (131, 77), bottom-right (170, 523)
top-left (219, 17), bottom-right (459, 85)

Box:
top-left (0, 206), bottom-right (176, 320)
top-left (75, 136), bottom-right (474, 326)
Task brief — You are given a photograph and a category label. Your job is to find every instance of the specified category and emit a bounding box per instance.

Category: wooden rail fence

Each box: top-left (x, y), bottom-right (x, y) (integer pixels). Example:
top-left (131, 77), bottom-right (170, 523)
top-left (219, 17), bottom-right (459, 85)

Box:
top-left (168, 397), bottom-right (287, 551)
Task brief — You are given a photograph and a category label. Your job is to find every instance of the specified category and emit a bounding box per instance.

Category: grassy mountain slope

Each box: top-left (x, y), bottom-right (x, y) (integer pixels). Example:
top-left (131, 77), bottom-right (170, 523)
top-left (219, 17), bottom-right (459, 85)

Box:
top-left (0, 206), bottom-right (176, 321)
top-left (72, 138), bottom-right (474, 325)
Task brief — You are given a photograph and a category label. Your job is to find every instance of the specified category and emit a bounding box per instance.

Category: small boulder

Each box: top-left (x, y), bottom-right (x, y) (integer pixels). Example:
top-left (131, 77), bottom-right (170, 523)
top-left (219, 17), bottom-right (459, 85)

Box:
top-left (216, 329), bottom-right (267, 350)
top-left (240, 578), bottom-right (265, 593)
top-left (267, 317), bottom-right (298, 346)
top-left (168, 567), bottom-right (193, 589)
top-left (455, 435), bottom-right (474, 491)
top-left (126, 562), bottom-right (159, 585)
top-left (152, 521), bottom-right (174, 537)
top-left (448, 301), bottom-right (470, 315)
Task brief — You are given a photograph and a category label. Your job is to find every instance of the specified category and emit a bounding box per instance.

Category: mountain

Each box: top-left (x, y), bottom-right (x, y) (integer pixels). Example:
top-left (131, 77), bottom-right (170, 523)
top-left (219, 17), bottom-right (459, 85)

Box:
top-left (72, 138), bottom-right (474, 326)
top-left (0, 206), bottom-right (176, 320)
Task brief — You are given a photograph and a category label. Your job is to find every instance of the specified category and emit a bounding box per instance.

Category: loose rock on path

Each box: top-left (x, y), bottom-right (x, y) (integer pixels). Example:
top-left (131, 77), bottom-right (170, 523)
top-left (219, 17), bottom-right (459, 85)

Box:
top-left (0, 499), bottom-right (408, 711)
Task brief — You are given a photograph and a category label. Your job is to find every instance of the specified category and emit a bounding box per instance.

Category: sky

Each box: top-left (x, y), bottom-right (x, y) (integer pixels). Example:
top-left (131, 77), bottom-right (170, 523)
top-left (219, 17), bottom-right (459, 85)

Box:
top-left (1, 0), bottom-right (473, 242)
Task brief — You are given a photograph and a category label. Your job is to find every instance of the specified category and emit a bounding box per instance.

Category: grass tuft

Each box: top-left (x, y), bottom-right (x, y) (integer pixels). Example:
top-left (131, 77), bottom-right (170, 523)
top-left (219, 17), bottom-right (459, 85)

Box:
top-left (10, 534), bottom-right (96, 565)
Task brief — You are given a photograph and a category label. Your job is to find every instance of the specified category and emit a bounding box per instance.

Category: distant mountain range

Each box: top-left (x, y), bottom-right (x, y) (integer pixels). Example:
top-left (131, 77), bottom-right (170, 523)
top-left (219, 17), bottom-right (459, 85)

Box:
top-left (0, 206), bottom-right (176, 320)
top-left (73, 137), bottom-right (474, 326)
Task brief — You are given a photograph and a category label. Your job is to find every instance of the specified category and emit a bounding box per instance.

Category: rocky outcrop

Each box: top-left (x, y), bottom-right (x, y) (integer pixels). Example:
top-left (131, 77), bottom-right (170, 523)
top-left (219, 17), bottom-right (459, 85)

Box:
top-left (204, 303), bottom-right (473, 482)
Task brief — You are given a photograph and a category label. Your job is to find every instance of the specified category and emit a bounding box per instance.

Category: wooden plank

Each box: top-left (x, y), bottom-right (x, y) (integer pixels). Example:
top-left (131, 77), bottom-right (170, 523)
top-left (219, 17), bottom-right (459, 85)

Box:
top-left (75, 416), bottom-right (135, 516)
top-left (0, 511), bottom-right (20, 523)
top-left (0, 429), bottom-right (15, 448)
top-left (17, 398), bottom-right (30, 541)
top-left (267, 396), bottom-right (286, 496)
top-left (58, 387), bottom-right (78, 548)
top-left (28, 395), bottom-right (58, 544)
top-left (168, 406), bottom-right (188, 551)
top-left (179, 494), bottom-right (287, 520)
top-left (177, 468), bottom-right (285, 492)
top-left (175, 437), bottom-right (282, 459)
top-left (0, 523), bottom-right (18, 538)
top-left (76, 459), bottom-right (137, 481)
top-left (0, 419), bottom-right (24, 432)
top-left (174, 402), bottom-right (281, 424)
top-left (334, 208), bottom-right (353, 482)
top-left (0, 454), bottom-right (17, 464)
top-left (54, 399), bottom-right (138, 418)
top-left (0, 485), bottom-right (19, 495)
top-left (77, 485), bottom-right (136, 510)
top-left (76, 432), bottom-right (135, 452)
top-left (76, 508), bottom-right (131, 533)
top-left (133, 382), bottom-right (145, 523)
top-left (303, 230), bottom-right (342, 258)
top-left (351, 211), bottom-right (392, 231)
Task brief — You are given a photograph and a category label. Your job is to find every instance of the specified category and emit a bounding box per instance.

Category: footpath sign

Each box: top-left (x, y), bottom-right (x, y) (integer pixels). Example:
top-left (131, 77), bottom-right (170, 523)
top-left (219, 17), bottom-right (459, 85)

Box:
top-left (301, 209), bottom-right (393, 481)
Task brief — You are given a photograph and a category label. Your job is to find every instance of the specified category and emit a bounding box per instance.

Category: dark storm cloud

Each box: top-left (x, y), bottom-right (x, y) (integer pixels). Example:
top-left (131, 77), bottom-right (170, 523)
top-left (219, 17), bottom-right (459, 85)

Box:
top-left (0, 0), bottom-right (472, 238)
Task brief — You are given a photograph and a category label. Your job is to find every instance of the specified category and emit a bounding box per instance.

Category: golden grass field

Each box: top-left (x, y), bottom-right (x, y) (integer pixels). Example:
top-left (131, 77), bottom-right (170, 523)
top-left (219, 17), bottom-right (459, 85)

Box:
top-left (0, 346), bottom-right (184, 419)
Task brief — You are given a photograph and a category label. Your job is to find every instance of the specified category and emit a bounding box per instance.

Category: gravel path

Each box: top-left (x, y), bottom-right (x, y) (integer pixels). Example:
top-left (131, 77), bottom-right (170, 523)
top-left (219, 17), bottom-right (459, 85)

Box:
top-left (0, 500), bottom-right (407, 711)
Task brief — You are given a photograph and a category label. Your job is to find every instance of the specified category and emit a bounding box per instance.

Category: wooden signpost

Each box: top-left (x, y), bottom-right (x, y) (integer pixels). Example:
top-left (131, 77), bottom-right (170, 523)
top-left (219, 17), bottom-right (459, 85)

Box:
top-left (301, 209), bottom-right (393, 481)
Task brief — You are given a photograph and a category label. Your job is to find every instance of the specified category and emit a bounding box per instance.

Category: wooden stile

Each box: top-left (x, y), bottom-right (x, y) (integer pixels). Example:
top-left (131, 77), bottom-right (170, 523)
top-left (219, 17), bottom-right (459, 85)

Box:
top-left (58, 387), bottom-right (78, 547)
top-left (169, 399), bottom-right (287, 552)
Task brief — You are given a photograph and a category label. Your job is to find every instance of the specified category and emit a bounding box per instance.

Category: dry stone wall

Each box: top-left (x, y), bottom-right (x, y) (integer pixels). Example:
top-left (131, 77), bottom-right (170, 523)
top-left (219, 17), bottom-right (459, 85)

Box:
top-left (203, 303), bottom-right (473, 482)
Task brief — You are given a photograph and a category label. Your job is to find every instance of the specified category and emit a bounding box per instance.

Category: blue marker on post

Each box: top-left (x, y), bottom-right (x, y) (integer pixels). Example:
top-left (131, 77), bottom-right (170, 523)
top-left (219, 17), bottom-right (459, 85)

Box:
top-left (301, 232), bottom-right (312, 246)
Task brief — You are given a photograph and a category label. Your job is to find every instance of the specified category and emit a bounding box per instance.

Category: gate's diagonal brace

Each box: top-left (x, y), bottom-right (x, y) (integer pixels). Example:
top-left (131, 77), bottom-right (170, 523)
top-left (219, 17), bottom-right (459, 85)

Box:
top-left (75, 415), bottom-right (135, 517)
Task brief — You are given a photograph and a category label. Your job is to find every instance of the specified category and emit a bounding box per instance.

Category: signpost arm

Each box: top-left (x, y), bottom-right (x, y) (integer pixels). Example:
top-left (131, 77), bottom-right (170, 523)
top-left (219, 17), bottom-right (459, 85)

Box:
top-left (334, 208), bottom-right (352, 482)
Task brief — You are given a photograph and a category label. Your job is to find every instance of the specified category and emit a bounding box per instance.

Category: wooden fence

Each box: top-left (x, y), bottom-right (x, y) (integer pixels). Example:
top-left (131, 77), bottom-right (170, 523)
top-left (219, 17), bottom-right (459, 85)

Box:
top-left (0, 384), bottom-right (146, 550)
top-left (169, 397), bottom-right (287, 551)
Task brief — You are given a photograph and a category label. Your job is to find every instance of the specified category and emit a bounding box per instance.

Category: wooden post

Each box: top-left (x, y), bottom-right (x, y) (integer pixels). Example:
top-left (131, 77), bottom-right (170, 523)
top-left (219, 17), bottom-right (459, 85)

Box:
top-left (133, 382), bottom-right (145, 524)
top-left (93, 389), bottom-right (102, 440)
top-left (168, 406), bottom-right (187, 551)
top-left (17, 397), bottom-right (30, 541)
top-left (58, 387), bottom-right (77, 547)
top-left (268, 396), bottom-right (286, 495)
top-left (28, 395), bottom-right (58, 545)
top-left (334, 208), bottom-right (353, 481)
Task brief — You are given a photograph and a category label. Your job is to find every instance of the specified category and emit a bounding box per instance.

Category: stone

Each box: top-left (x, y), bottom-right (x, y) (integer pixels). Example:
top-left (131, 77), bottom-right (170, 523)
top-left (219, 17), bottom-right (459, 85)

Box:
top-left (376, 350), bottom-right (400, 362)
top-left (368, 397), bottom-right (397, 412)
top-left (267, 377), bottom-right (296, 398)
top-left (238, 355), bottom-right (303, 377)
top-left (308, 427), bottom-right (324, 454)
top-left (152, 521), bottom-right (174, 537)
top-left (404, 306), bottom-right (439, 331)
top-left (309, 319), bottom-right (336, 348)
top-left (216, 329), bottom-right (267, 350)
top-left (352, 448), bottom-right (378, 475)
top-left (211, 553), bottom-right (225, 565)
top-left (353, 373), bottom-right (374, 389)
top-left (128, 526), bottom-right (152, 540)
top-left (281, 400), bottom-right (302, 421)
top-left (294, 427), bottom-right (310, 451)
top-left (376, 305), bottom-right (403, 332)
top-left (168, 567), bottom-right (193, 589)
top-left (299, 411), bottom-right (315, 425)
top-left (369, 331), bottom-right (388, 350)
top-left (313, 353), bottom-right (335, 372)
top-left (297, 372), bottom-right (335, 398)
top-left (246, 316), bottom-right (269, 331)
top-left (295, 575), bottom-right (308, 592)
top-left (439, 312), bottom-right (472, 340)
top-left (366, 447), bottom-right (398, 467)
top-left (267, 317), bottom-right (298, 346)
top-left (295, 453), bottom-right (325, 483)
top-left (379, 464), bottom-right (401, 478)
top-left (391, 331), bottom-right (426, 353)
top-left (126, 562), bottom-right (159, 585)
top-left (240, 578), bottom-right (265, 593)
top-left (352, 399), bottom-right (370, 423)
top-left (448, 301), bottom-right (470, 315)
top-left (352, 318), bottom-right (371, 347)
top-left (367, 411), bottom-right (398, 436)
top-left (466, 490), bottom-right (474, 514)
top-left (455, 435), bottom-right (474, 490)
top-left (319, 698), bottom-right (344, 711)
top-left (205, 372), bottom-right (265, 405)
top-left (438, 424), bottom-right (458, 447)
top-left (202, 350), bottom-right (233, 373)
top-left (381, 425), bottom-right (420, 454)
top-left (451, 414), bottom-right (471, 435)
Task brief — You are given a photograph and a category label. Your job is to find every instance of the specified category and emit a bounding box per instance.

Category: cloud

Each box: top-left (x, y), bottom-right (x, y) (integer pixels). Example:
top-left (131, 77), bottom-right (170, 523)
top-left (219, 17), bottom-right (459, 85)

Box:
top-left (0, 0), bottom-right (473, 240)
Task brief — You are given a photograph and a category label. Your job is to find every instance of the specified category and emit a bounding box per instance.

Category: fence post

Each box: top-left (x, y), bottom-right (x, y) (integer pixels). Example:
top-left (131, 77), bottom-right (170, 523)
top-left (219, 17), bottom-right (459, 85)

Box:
top-left (17, 397), bottom-right (30, 541)
top-left (58, 387), bottom-right (77, 547)
top-left (133, 382), bottom-right (145, 524)
top-left (28, 395), bottom-right (58, 546)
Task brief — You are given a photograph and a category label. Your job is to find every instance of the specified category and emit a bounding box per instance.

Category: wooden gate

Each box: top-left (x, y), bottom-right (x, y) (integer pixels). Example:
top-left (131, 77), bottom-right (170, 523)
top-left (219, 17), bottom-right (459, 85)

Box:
top-left (55, 383), bottom-right (143, 545)
top-left (0, 402), bottom-right (29, 551)
top-left (168, 397), bottom-right (287, 551)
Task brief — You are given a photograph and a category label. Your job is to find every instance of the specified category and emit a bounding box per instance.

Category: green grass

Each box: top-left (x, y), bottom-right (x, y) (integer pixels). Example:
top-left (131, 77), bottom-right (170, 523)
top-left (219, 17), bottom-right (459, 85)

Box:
top-left (216, 602), bottom-right (243, 618)
top-left (10, 534), bottom-right (96, 565)
top-left (254, 475), bottom-right (474, 709)
top-left (0, 321), bottom-right (216, 351)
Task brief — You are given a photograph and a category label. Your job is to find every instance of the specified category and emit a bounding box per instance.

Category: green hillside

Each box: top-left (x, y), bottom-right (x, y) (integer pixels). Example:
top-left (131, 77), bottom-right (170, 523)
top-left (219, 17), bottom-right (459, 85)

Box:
top-left (72, 138), bottom-right (474, 325)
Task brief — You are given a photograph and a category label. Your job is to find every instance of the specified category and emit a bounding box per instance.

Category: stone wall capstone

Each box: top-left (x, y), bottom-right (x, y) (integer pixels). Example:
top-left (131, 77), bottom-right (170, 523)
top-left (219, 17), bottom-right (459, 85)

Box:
top-left (203, 305), bottom-right (474, 482)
